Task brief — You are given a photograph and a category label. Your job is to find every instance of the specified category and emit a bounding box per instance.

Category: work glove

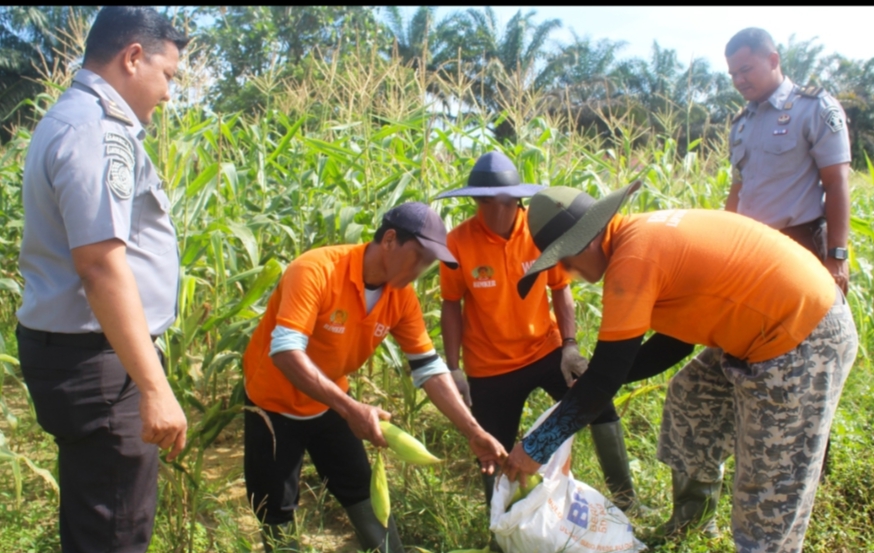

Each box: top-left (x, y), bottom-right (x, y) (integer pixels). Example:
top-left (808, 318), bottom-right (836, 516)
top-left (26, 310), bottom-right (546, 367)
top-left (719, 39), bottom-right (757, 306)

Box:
top-left (561, 343), bottom-right (589, 387)
top-left (450, 368), bottom-right (472, 407)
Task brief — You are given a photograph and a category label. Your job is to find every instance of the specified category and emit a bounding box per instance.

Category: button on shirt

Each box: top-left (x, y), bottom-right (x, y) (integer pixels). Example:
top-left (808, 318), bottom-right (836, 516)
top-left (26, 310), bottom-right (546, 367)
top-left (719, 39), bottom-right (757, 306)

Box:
top-left (730, 77), bottom-right (851, 229)
top-left (17, 69), bottom-right (179, 335)
top-left (440, 208), bottom-right (570, 377)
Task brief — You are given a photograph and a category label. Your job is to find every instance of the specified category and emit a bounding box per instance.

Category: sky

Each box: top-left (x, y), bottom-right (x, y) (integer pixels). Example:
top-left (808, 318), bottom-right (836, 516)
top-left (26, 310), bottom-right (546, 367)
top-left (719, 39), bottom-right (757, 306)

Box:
top-left (416, 6), bottom-right (874, 73)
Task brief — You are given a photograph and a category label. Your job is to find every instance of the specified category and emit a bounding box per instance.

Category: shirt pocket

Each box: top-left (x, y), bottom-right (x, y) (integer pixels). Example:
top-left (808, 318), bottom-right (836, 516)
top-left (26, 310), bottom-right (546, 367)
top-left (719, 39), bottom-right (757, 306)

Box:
top-left (730, 144), bottom-right (747, 172)
top-left (763, 136), bottom-right (798, 156)
top-left (132, 185), bottom-right (175, 255)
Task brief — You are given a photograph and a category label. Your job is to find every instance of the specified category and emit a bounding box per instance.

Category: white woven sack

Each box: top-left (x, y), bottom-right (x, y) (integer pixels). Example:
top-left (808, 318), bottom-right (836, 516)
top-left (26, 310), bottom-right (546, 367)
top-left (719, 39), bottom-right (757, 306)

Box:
top-left (489, 403), bottom-right (646, 553)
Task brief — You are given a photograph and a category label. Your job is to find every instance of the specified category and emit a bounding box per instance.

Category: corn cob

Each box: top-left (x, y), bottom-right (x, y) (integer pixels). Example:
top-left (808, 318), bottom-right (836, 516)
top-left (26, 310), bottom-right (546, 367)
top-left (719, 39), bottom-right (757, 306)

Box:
top-left (370, 450), bottom-right (390, 528)
top-left (378, 421), bottom-right (441, 465)
top-left (508, 473), bottom-right (543, 506)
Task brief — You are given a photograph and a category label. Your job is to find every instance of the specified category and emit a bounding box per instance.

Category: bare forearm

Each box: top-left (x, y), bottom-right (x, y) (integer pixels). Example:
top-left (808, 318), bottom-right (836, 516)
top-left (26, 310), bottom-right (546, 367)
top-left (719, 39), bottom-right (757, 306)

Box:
top-left (73, 240), bottom-right (170, 394)
top-left (422, 373), bottom-right (482, 438)
top-left (821, 164), bottom-right (850, 249)
top-left (551, 286), bottom-right (576, 341)
top-left (440, 300), bottom-right (463, 369)
top-left (272, 350), bottom-right (356, 417)
top-left (725, 181), bottom-right (742, 213)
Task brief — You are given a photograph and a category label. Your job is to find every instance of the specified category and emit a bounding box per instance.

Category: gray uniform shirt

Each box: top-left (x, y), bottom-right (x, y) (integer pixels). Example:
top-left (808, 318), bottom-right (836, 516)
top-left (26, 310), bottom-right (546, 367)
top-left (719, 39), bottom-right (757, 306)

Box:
top-left (729, 77), bottom-right (851, 229)
top-left (17, 69), bottom-right (179, 335)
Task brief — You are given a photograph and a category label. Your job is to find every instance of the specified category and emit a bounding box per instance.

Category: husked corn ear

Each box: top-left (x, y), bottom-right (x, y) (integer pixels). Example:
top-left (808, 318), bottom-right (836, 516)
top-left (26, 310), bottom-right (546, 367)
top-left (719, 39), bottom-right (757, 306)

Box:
top-left (370, 450), bottom-right (390, 528)
top-left (508, 473), bottom-right (543, 506)
top-left (378, 421), bottom-right (441, 465)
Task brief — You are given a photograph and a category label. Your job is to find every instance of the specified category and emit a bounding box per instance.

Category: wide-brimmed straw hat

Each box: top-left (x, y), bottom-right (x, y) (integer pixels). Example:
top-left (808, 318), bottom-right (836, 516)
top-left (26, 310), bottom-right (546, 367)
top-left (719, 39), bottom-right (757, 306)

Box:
top-left (435, 151), bottom-right (545, 199)
top-left (516, 181), bottom-right (641, 299)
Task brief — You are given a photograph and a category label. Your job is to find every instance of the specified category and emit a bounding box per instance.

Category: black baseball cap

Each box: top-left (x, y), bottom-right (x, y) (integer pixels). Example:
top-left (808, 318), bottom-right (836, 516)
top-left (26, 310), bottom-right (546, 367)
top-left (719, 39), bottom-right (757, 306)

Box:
top-left (382, 202), bottom-right (459, 269)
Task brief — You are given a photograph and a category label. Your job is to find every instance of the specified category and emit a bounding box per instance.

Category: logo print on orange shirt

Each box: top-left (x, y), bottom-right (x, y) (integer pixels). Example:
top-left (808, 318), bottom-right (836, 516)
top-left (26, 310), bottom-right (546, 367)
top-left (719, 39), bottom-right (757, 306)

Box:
top-left (472, 265), bottom-right (497, 288)
top-left (324, 309), bottom-right (348, 334)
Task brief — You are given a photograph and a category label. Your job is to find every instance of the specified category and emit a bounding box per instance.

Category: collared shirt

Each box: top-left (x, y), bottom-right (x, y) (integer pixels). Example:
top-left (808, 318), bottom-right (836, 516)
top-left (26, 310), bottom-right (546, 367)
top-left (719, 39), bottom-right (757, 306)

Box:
top-left (17, 69), bottom-right (179, 335)
top-left (243, 243), bottom-right (436, 417)
top-left (730, 77), bottom-right (851, 229)
top-left (440, 208), bottom-right (570, 377)
top-left (598, 210), bottom-right (835, 363)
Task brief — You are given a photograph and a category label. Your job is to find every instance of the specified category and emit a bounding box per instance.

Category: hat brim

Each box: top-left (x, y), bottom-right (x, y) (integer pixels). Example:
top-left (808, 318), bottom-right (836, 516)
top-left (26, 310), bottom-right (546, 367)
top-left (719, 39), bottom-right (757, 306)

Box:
top-left (418, 235), bottom-right (459, 269)
top-left (435, 183), bottom-right (546, 200)
top-left (517, 181), bottom-right (641, 299)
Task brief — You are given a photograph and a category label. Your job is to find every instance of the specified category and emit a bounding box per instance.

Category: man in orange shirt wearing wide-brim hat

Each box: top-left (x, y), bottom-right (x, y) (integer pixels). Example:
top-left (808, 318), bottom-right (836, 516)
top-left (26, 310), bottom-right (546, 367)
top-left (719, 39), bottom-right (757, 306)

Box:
top-left (242, 202), bottom-right (506, 552)
top-left (436, 151), bottom-right (646, 514)
top-left (502, 183), bottom-right (857, 552)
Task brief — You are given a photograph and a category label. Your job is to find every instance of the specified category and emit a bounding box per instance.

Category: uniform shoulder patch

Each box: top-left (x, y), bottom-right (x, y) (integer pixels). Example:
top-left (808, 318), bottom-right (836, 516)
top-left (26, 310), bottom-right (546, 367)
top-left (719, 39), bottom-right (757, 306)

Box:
top-left (100, 97), bottom-right (134, 126)
top-left (105, 132), bottom-right (135, 199)
top-left (732, 107), bottom-right (747, 124)
top-left (799, 85), bottom-right (824, 98)
top-left (822, 105), bottom-right (845, 133)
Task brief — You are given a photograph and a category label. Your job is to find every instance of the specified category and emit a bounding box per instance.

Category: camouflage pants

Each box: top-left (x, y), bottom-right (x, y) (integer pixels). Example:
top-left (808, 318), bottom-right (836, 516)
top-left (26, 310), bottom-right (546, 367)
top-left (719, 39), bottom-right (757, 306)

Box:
top-left (657, 293), bottom-right (857, 553)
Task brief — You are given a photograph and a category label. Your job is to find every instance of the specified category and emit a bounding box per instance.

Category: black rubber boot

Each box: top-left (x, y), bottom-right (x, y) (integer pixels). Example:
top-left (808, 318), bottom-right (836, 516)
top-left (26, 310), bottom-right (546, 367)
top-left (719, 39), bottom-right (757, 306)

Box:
top-left (652, 469), bottom-right (721, 539)
top-left (261, 521), bottom-right (299, 552)
top-left (590, 420), bottom-right (649, 514)
top-left (345, 499), bottom-right (405, 553)
top-left (482, 472), bottom-right (497, 506)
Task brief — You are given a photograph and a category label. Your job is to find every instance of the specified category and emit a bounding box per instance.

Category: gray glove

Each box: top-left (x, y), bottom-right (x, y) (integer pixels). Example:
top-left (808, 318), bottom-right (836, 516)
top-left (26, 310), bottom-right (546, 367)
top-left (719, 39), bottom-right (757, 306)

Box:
top-left (450, 368), bottom-right (472, 407)
top-left (561, 344), bottom-right (589, 387)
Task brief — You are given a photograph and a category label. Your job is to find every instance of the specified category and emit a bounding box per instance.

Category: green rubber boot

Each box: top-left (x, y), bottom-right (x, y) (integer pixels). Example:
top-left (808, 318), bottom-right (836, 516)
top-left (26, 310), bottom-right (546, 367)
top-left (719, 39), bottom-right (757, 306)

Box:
top-left (652, 469), bottom-right (721, 539)
top-left (345, 498), bottom-right (405, 553)
top-left (590, 420), bottom-right (651, 515)
top-left (261, 520), bottom-right (299, 552)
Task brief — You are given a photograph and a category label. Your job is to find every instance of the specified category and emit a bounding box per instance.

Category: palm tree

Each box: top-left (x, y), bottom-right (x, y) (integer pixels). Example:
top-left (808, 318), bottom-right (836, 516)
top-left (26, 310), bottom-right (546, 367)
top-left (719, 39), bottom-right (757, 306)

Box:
top-left (0, 6), bottom-right (96, 139)
top-left (435, 7), bottom-right (562, 143)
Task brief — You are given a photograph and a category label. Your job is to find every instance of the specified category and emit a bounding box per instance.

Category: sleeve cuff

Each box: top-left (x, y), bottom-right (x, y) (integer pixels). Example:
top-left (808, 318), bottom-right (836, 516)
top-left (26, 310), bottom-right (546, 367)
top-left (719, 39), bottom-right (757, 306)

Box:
top-left (408, 351), bottom-right (449, 388)
top-left (270, 325), bottom-right (309, 356)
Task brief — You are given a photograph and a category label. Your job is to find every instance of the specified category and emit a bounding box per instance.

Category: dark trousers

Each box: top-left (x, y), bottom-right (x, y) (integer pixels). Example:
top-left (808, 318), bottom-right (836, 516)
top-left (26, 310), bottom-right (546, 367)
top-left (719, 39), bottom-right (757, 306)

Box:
top-left (17, 326), bottom-right (159, 553)
top-left (244, 395), bottom-right (372, 525)
top-left (467, 347), bottom-right (619, 453)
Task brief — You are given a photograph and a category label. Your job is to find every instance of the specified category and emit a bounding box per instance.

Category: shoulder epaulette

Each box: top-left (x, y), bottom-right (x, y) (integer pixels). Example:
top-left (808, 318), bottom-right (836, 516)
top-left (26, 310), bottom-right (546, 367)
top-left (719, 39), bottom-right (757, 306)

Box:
top-left (798, 85), bottom-right (824, 98)
top-left (731, 107), bottom-right (747, 124)
top-left (99, 97), bottom-right (134, 126)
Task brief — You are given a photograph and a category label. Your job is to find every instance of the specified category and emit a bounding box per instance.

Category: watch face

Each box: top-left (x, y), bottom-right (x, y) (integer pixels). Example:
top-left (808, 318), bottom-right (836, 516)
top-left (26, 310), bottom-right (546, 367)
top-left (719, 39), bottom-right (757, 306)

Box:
top-left (829, 247), bottom-right (848, 260)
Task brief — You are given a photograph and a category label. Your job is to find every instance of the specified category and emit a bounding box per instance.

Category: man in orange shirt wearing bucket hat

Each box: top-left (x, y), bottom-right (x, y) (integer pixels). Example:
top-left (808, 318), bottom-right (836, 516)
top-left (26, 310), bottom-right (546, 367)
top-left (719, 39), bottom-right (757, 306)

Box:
top-left (502, 183), bottom-right (857, 552)
top-left (436, 151), bottom-right (645, 513)
top-left (243, 202), bottom-right (506, 552)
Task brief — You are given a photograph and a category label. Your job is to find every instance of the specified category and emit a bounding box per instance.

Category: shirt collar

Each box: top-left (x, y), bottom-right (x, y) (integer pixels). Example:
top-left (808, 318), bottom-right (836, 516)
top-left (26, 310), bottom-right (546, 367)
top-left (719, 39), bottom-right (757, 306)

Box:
top-left (350, 243), bottom-right (369, 296)
top-left (72, 69), bottom-right (145, 139)
top-left (748, 77), bottom-right (794, 113)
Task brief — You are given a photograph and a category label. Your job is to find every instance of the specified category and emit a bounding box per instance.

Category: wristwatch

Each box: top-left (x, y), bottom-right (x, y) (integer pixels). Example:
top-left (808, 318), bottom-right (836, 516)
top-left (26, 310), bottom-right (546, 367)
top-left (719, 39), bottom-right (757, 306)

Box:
top-left (827, 247), bottom-right (848, 260)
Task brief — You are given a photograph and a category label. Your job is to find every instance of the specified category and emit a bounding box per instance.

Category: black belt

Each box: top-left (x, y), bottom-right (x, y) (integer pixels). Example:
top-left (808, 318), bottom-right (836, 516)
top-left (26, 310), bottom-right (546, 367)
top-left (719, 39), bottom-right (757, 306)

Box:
top-left (16, 324), bottom-right (158, 350)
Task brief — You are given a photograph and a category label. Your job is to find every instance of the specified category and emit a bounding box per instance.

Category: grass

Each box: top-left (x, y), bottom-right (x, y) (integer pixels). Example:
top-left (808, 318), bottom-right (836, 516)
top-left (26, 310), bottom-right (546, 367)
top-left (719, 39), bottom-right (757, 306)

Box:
top-left (0, 41), bottom-right (873, 552)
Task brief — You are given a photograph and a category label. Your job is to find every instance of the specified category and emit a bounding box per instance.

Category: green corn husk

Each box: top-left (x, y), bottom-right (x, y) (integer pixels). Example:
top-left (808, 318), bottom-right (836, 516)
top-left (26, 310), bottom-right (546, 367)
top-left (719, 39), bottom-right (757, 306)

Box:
top-left (508, 473), bottom-right (543, 507)
top-left (378, 420), bottom-right (441, 465)
top-left (370, 450), bottom-right (390, 528)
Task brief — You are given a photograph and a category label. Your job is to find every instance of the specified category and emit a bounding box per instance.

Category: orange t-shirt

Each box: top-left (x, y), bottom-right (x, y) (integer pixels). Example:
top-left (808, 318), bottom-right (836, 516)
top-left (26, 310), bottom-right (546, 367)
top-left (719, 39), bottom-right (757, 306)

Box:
top-left (440, 208), bottom-right (571, 377)
top-left (598, 210), bottom-right (836, 362)
top-left (243, 243), bottom-right (434, 416)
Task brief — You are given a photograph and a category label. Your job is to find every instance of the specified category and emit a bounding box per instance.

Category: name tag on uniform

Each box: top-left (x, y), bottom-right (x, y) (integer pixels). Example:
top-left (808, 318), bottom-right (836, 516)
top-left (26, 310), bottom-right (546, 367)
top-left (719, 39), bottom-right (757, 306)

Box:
top-left (773, 128), bottom-right (788, 135)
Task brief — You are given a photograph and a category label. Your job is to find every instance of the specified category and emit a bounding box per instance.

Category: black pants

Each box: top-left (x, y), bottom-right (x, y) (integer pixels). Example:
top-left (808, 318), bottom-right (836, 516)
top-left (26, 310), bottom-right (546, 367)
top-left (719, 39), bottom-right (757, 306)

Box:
top-left (17, 326), bottom-right (159, 553)
top-left (467, 347), bottom-right (619, 453)
top-left (244, 395), bottom-right (372, 525)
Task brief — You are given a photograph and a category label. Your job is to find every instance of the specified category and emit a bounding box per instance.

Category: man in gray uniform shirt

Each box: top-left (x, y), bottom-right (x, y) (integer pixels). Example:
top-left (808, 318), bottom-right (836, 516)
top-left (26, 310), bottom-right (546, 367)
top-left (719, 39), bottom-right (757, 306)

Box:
top-left (16, 7), bottom-right (189, 552)
top-left (654, 27), bottom-right (852, 542)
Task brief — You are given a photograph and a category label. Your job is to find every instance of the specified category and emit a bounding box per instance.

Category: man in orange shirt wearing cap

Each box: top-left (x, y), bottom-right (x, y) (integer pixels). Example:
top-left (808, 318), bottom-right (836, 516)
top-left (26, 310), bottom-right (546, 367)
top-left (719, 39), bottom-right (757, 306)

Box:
top-left (437, 151), bottom-right (645, 513)
top-left (502, 184), bottom-right (857, 553)
top-left (243, 202), bottom-right (506, 552)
